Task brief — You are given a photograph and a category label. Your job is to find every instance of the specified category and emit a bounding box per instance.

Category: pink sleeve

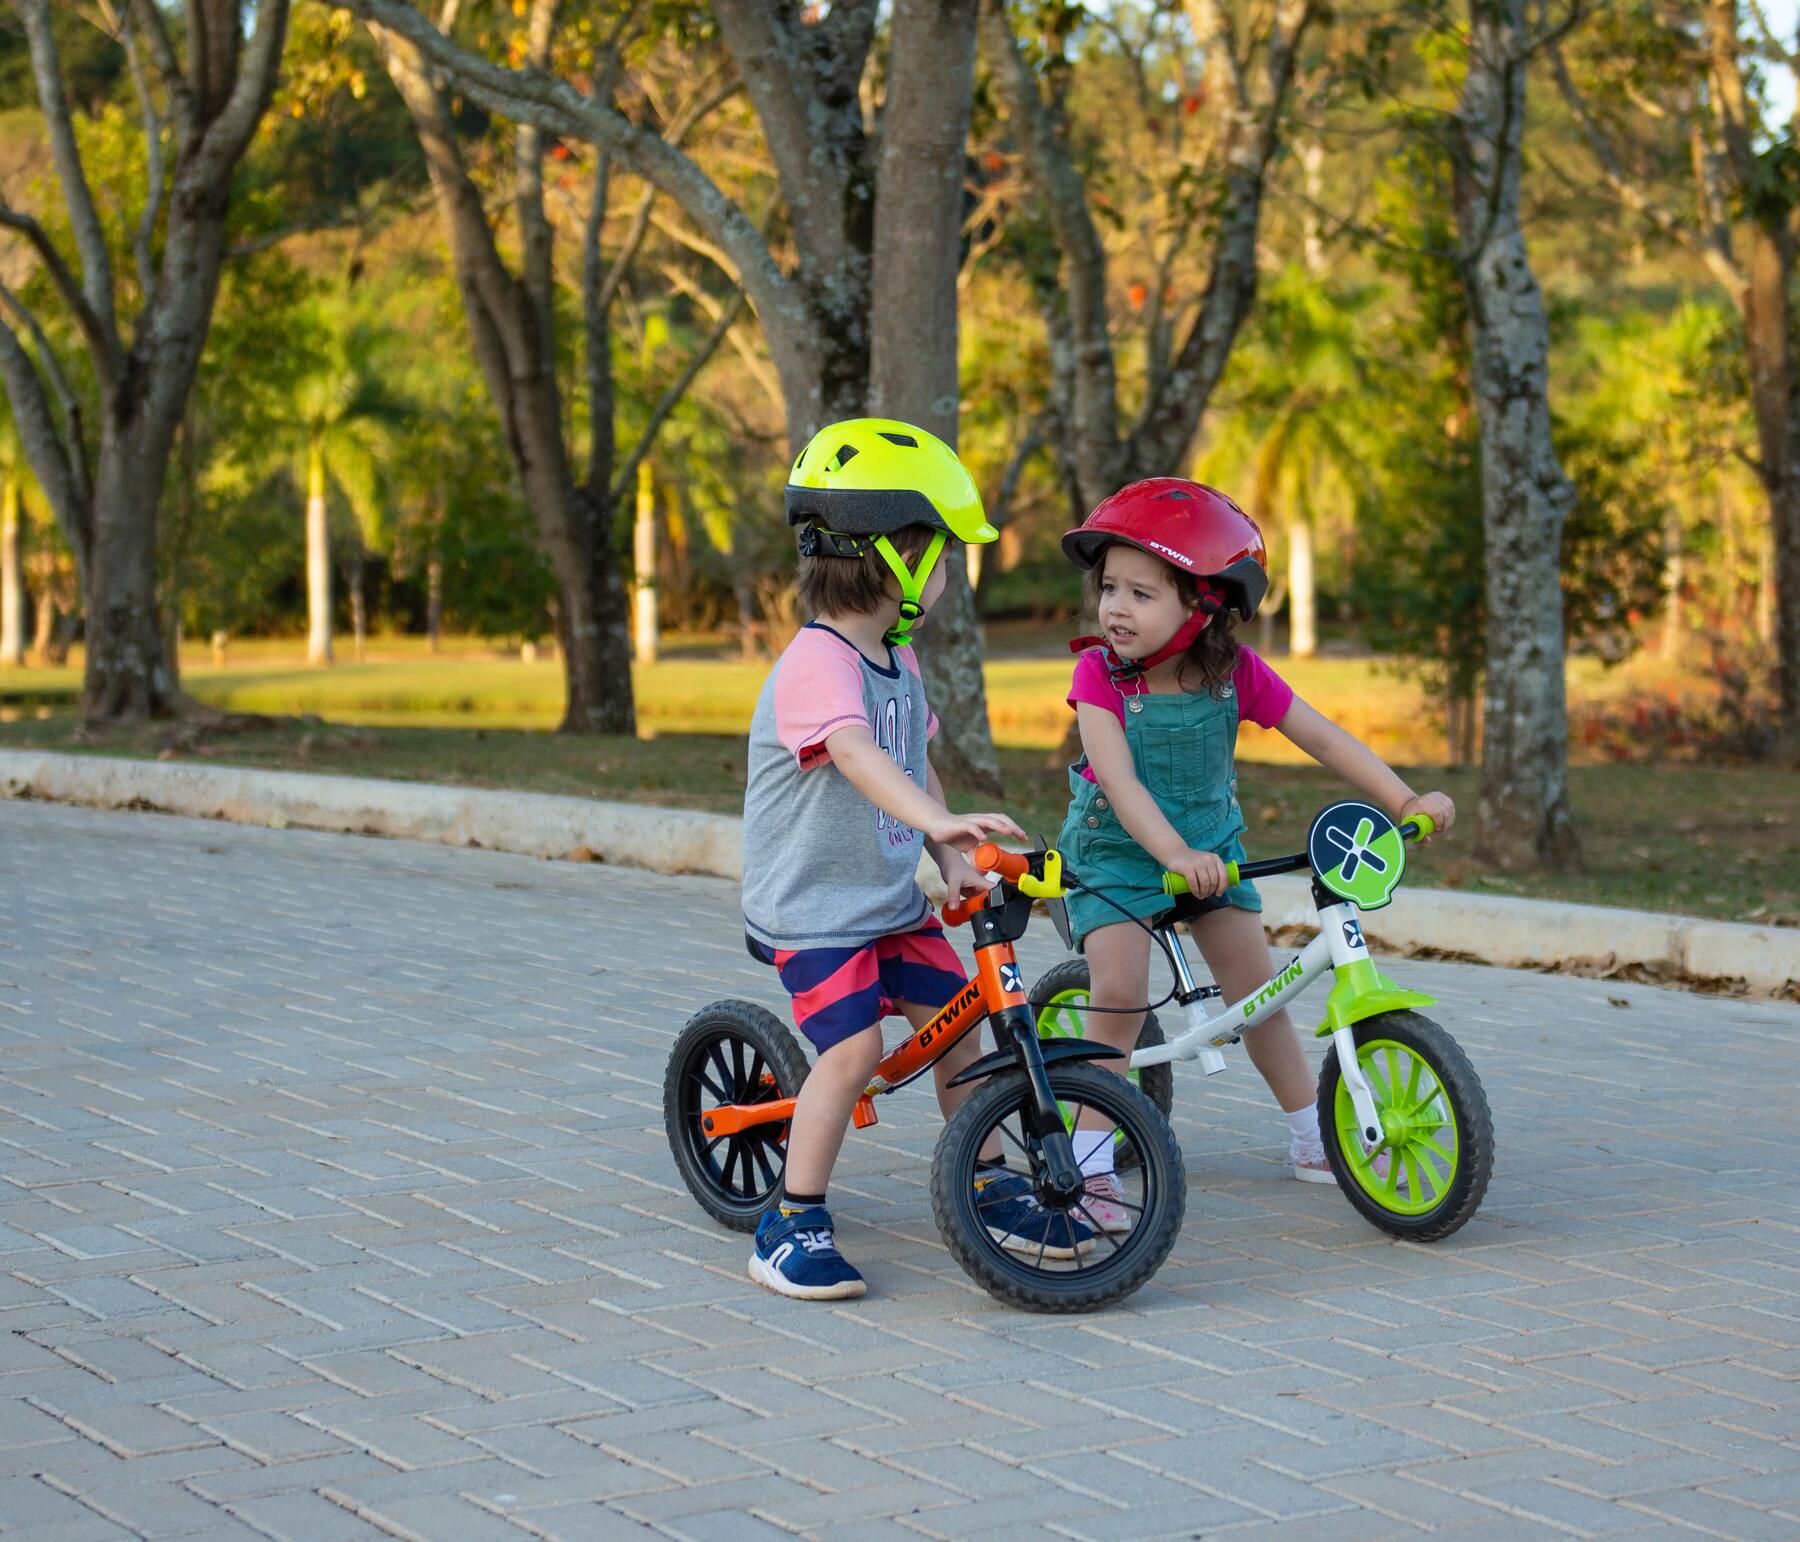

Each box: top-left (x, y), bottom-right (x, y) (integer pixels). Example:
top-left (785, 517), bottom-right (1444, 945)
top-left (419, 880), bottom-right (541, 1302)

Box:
top-left (1233, 646), bottom-right (1295, 730)
top-left (1067, 649), bottom-right (1126, 728)
top-left (894, 644), bottom-right (940, 740)
top-left (774, 629), bottom-right (869, 768)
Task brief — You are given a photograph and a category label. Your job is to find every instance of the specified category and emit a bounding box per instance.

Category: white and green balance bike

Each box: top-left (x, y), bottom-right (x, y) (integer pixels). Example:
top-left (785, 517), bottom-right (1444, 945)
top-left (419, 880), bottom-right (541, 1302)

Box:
top-left (1033, 802), bottom-right (1493, 1242)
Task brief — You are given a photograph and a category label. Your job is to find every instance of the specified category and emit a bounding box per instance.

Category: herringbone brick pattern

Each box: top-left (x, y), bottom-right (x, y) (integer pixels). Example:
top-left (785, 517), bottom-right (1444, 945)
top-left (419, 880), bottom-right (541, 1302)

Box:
top-left (1, 800), bottom-right (1796, 1539)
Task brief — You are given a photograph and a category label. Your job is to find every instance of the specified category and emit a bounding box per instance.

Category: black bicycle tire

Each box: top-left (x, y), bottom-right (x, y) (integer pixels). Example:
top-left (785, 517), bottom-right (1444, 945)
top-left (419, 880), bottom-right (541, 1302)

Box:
top-left (663, 999), bottom-right (810, 1233)
top-left (1316, 1010), bottom-right (1493, 1243)
top-left (929, 1062), bottom-right (1185, 1312)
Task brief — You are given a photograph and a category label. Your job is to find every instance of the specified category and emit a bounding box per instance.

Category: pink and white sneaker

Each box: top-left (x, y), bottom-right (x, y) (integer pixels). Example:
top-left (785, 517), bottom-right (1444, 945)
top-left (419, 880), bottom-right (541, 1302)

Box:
top-left (1077, 1171), bottom-right (1134, 1233)
top-left (1293, 1142), bottom-right (1402, 1187)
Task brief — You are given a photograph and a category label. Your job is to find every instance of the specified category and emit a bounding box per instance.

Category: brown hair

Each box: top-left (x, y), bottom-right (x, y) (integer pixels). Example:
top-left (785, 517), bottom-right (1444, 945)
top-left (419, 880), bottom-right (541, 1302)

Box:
top-left (796, 522), bottom-right (944, 619)
top-left (1082, 546), bottom-right (1241, 694)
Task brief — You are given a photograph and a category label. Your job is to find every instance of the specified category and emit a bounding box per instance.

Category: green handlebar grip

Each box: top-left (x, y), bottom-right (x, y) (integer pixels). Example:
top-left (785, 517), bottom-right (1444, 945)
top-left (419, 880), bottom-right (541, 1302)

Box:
top-left (1401, 812), bottom-right (1436, 841)
top-left (1161, 861), bottom-right (1239, 897)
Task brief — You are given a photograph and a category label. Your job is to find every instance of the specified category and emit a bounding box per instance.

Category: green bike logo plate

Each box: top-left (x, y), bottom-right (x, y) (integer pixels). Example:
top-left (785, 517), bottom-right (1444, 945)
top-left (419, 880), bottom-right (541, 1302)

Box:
top-left (1308, 800), bottom-right (1406, 910)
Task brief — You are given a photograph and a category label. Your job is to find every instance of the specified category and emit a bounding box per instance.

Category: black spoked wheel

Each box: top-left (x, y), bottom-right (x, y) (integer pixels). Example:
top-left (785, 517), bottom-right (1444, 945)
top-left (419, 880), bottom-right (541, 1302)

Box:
top-left (664, 1000), bottom-right (809, 1232)
top-left (1317, 1010), bottom-right (1493, 1243)
top-left (930, 1063), bottom-right (1185, 1312)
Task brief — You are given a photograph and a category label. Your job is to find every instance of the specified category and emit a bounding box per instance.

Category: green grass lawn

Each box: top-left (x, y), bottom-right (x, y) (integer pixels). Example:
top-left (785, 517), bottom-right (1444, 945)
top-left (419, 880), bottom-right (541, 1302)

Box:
top-left (2, 710), bottom-right (1792, 925)
top-left (3, 637), bottom-right (1459, 757)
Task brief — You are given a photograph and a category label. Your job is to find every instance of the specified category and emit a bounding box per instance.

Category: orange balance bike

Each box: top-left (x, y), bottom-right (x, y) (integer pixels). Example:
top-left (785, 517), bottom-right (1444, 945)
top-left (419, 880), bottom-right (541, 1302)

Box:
top-left (663, 845), bottom-right (1184, 1312)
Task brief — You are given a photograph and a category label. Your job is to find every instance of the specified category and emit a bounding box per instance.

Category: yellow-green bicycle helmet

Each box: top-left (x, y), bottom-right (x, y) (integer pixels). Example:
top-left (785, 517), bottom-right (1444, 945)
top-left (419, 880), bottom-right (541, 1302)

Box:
top-left (785, 418), bottom-right (997, 646)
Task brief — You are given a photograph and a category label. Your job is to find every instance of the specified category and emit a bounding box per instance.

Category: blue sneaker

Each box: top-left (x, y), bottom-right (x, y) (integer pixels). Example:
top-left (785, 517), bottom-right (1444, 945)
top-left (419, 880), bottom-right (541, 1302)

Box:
top-left (973, 1170), bottom-right (1094, 1260)
top-left (749, 1206), bottom-right (867, 1300)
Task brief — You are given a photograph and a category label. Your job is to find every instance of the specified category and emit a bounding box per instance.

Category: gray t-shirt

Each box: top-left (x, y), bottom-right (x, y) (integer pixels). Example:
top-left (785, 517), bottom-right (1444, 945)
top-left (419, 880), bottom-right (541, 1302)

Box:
top-left (742, 623), bottom-right (938, 952)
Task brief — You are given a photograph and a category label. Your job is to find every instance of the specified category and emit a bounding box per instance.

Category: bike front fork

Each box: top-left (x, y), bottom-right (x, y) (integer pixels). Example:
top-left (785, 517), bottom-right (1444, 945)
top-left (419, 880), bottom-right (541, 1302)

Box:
top-left (996, 1007), bottom-right (1085, 1206)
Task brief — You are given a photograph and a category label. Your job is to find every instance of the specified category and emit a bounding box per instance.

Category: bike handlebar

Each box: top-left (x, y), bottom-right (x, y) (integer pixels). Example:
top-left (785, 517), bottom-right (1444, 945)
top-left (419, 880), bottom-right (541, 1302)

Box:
top-left (1159, 813), bottom-right (1435, 897)
top-left (973, 841), bottom-right (1029, 881)
top-left (945, 813), bottom-right (1441, 922)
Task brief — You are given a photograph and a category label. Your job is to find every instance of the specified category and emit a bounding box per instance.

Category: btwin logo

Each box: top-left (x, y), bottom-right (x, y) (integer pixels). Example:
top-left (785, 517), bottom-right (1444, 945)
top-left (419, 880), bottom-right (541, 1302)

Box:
top-left (918, 978), bottom-right (982, 1049)
top-left (1145, 539), bottom-right (1195, 568)
top-left (1243, 956), bottom-right (1305, 1018)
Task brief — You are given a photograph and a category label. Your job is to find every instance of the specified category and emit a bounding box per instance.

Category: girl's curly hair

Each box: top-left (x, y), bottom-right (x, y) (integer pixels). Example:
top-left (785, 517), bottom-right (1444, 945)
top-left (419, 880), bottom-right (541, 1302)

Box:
top-left (1082, 554), bottom-right (1241, 694)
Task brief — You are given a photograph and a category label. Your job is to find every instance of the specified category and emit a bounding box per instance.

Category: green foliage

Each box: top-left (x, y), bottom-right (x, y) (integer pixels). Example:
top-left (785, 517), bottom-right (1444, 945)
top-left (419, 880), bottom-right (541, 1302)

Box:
top-left (0, 5), bottom-right (122, 113)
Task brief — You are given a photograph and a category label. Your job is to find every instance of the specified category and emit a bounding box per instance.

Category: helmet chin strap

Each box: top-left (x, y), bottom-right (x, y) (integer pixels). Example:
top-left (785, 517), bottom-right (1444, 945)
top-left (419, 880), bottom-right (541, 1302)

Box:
top-left (873, 530), bottom-right (947, 647)
top-left (1069, 588), bottom-right (1224, 680)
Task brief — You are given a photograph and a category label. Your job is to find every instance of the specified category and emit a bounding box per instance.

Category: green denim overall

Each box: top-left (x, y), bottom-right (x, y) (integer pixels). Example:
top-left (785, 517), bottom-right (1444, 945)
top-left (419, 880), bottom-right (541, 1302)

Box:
top-left (1057, 659), bottom-right (1260, 954)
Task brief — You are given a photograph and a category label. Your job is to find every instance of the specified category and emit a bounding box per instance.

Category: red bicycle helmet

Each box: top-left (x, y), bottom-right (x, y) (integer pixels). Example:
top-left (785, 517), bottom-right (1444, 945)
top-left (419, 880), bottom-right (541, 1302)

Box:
top-left (1062, 478), bottom-right (1269, 621)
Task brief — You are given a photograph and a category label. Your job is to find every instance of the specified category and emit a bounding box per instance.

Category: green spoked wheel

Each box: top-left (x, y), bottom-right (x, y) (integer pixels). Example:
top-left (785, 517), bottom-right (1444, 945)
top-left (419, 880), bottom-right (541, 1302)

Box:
top-left (1317, 1010), bottom-right (1492, 1242)
top-left (1030, 960), bottom-right (1174, 1139)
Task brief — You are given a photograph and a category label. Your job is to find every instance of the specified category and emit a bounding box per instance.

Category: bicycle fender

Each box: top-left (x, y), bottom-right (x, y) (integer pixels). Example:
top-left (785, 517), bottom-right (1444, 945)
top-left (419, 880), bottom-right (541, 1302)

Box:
top-left (946, 1037), bottom-right (1126, 1089)
top-left (1315, 959), bottom-right (1437, 1036)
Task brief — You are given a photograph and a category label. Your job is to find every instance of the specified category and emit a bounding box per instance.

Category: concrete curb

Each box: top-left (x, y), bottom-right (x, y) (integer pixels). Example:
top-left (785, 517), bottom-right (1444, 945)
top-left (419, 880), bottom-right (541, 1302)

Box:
top-left (3, 749), bottom-right (1795, 999)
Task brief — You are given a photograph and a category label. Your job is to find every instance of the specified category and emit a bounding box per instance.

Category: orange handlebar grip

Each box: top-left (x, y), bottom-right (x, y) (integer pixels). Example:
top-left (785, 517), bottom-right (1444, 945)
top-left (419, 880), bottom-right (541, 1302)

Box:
top-left (942, 893), bottom-right (985, 926)
top-left (974, 842), bottom-right (1029, 880)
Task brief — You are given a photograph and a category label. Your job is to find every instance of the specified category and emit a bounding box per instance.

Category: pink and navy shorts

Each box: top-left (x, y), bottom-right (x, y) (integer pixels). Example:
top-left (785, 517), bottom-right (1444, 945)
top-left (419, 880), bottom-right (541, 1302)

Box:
top-left (745, 921), bottom-right (966, 1054)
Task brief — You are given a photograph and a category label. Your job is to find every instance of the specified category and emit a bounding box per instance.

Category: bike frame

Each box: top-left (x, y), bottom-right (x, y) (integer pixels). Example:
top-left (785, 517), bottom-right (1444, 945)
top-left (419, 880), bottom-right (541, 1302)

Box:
top-left (697, 899), bottom-right (1032, 1138)
top-left (1128, 893), bottom-right (1392, 1150)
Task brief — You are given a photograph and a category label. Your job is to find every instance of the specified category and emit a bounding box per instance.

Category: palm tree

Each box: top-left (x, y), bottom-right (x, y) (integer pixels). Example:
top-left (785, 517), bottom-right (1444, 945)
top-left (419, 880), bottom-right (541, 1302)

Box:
top-left (290, 305), bottom-right (408, 665)
top-left (1196, 270), bottom-right (1377, 658)
top-left (1, 410), bottom-right (25, 667)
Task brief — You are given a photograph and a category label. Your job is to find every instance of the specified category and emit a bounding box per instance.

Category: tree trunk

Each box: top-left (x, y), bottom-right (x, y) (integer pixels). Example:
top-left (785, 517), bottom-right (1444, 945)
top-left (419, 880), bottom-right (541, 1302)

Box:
top-left (0, 474), bottom-right (22, 666)
top-left (31, 586), bottom-right (54, 660)
top-left (1758, 527), bottom-right (1776, 646)
top-left (350, 554), bottom-right (367, 662)
top-left (1286, 517), bottom-right (1316, 658)
top-left (1660, 504), bottom-right (1684, 662)
top-left (306, 435), bottom-right (333, 665)
top-left (1739, 216), bottom-right (1797, 700)
top-left (869, 0), bottom-right (1000, 797)
top-left (81, 428), bottom-right (181, 719)
top-left (633, 460), bottom-right (657, 665)
top-left (375, 24), bottom-right (633, 737)
top-left (427, 552), bottom-right (443, 653)
top-left (556, 497), bottom-right (635, 734)
top-left (1454, 0), bottom-right (1580, 871)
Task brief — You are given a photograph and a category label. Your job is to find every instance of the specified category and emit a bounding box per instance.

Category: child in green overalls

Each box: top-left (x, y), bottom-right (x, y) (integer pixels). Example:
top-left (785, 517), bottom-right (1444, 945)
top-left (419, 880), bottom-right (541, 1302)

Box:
top-left (1054, 479), bottom-right (1456, 1227)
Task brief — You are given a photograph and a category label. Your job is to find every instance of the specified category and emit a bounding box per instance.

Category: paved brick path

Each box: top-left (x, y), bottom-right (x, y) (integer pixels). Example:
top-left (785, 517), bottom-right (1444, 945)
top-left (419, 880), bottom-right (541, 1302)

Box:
top-left (1, 800), bottom-right (1797, 1541)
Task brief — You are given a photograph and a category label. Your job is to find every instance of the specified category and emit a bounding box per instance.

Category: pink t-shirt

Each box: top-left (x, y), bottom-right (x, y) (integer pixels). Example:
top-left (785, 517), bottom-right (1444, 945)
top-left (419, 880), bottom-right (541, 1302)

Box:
top-left (1067, 645), bottom-right (1294, 783)
top-left (773, 623), bottom-right (939, 770)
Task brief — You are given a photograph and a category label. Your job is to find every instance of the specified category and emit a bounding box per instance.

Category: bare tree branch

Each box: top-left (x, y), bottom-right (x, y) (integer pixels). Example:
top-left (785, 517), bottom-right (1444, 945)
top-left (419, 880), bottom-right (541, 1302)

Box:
top-left (648, 211), bottom-right (742, 284)
top-left (124, 0), bottom-right (195, 136)
top-left (981, 0), bottom-right (1124, 500)
top-left (335, 0), bottom-right (818, 401)
top-left (0, 203), bottom-right (120, 393)
top-left (709, 0), bottom-right (859, 284)
top-left (13, 0), bottom-right (122, 373)
top-left (0, 305), bottom-right (88, 565)
top-left (1133, 0), bottom-right (1317, 474)
top-left (610, 289), bottom-right (746, 508)
top-left (1547, 39), bottom-right (1744, 295)
top-left (659, 260), bottom-right (783, 412)
top-left (118, 12), bottom-right (167, 300)
top-left (188, 0), bottom-right (292, 191)
top-left (990, 405), bottom-right (1057, 530)
top-left (0, 277), bottom-right (89, 505)
top-left (514, 0), bottom-right (559, 340)
top-left (227, 208), bottom-right (369, 259)
top-left (1744, 0), bottom-right (1798, 67)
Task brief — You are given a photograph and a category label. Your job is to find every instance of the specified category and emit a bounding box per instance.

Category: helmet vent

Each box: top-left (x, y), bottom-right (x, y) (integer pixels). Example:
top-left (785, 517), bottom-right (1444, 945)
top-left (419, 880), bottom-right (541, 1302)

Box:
top-left (877, 431), bottom-right (918, 447)
top-left (1156, 489), bottom-right (1194, 501)
top-left (833, 444), bottom-right (860, 469)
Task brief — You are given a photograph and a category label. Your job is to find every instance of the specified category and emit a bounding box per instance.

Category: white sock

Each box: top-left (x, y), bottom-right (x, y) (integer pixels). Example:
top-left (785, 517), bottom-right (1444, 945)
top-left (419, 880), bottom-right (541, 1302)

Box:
top-left (1284, 1105), bottom-right (1321, 1149)
top-left (1072, 1129), bottom-right (1116, 1179)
